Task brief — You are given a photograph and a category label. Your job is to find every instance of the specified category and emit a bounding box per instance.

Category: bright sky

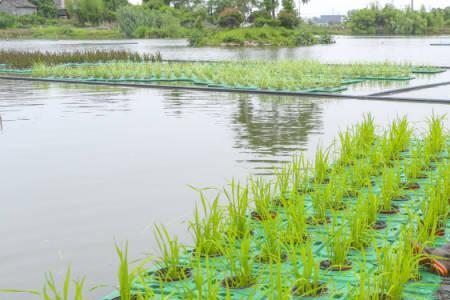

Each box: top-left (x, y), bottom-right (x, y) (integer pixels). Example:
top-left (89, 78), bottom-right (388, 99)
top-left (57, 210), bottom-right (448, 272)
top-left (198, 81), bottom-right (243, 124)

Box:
top-left (128, 0), bottom-right (450, 17)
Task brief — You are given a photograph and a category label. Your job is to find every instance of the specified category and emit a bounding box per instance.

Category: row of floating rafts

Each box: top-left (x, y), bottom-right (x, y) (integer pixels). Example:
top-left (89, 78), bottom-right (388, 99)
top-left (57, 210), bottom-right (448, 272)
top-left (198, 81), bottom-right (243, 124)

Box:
top-left (40, 72), bottom-right (348, 92)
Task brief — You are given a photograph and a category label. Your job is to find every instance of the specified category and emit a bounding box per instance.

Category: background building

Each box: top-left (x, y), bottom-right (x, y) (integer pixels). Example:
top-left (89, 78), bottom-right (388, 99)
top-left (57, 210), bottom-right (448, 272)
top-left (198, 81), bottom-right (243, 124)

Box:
top-left (311, 14), bottom-right (346, 25)
top-left (0, 0), bottom-right (37, 16)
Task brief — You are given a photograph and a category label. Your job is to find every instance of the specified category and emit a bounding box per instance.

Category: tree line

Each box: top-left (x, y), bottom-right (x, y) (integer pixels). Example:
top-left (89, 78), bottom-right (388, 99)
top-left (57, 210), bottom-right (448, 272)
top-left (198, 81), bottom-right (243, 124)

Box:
top-left (346, 4), bottom-right (450, 35)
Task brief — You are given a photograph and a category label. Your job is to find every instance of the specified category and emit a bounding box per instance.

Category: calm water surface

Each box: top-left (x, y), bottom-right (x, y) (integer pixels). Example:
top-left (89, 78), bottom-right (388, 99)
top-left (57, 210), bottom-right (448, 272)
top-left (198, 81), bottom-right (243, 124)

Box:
top-left (0, 37), bottom-right (450, 299)
top-left (1, 36), bottom-right (450, 65)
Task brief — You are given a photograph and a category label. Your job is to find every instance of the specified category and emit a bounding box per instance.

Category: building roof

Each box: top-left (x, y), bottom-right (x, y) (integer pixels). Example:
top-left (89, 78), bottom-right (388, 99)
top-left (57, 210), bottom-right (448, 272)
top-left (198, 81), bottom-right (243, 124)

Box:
top-left (2, 0), bottom-right (37, 8)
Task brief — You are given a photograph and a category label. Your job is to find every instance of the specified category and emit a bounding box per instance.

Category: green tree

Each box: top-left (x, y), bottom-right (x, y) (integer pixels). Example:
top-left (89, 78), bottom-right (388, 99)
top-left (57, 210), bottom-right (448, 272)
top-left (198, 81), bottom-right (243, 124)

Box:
top-left (66, 0), bottom-right (105, 25)
top-left (30, 0), bottom-right (58, 18)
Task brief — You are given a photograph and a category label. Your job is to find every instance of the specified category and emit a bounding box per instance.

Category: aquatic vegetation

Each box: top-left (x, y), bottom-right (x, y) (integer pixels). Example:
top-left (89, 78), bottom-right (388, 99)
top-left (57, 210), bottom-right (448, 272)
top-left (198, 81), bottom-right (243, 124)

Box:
top-left (115, 243), bottom-right (155, 300)
top-left (221, 233), bottom-right (256, 289)
top-left (257, 215), bottom-right (285, 263)
top-left (425, 113), bottom-right (447, 160)
top-left (183, 254), bottom-right (220, 300)
top-left (250, 177), bottom-right (275, 220)
top-left (189, 191), bottom-right (225, 257)
top-left (153, 225), bottom-right (191, 282)
top-left (287, 241), bottom-right (324, 297)
top-left (310, 185), bottom-right (330, 224)
top-left (380, 166), bottom-right (405, 213)
top-left (346, 205), bottom-right (372, 250)
top-left (0, 49), bottom-right (161, 69)
top-left (0, 266), bottom-right (87, 300)
top-left (417, 182), bottom-right (449, 243)
top-left (7, 114), bottom-right (449, 300)
top-left (313, 145), bottom-right (330, 184)
top-left (224, 180), bottom-right (251, 239)
top-left (28, 60), bottom-right (427, 92)
top-left (264, 258), bottom-right (292, 300)
top-left (282, 194), bottom-right (308, 245)
top-left (324, 217), bottom-right (352, 270)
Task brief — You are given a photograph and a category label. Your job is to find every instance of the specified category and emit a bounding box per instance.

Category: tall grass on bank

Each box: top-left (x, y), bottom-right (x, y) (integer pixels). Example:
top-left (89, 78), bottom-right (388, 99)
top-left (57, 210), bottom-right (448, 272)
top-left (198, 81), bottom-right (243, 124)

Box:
top-left (0, 49), bottom-right (161, 69)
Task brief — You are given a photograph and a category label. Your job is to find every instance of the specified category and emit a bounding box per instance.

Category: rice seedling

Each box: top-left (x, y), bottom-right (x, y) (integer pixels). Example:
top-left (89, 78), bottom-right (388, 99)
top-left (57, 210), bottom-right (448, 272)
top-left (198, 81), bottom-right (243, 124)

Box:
top-left (324, 176), bottom-right (347, 211)
top-left (188, 191), bottom-right (225, 257)
top-left (114, 242), bottom-right (156, 300)
top-left (29, 60), bottom-right (420, 91)
top-left (403, 142), bottom-right (428, 185)
top-left (250, 177), bottom-right (275, 221)
top-left (221, 233), bottom-right (256, 289)
top-left (425, 113), bottom-right (447, 160)
top-left (417, 182), bottom-right (448, 242)
top-left (309, 185), bottom-right (330, 225)
top-left (282, 194), bottom-right (308, 245)
top-left (273, 163), bottom-right (292, 204)
top-left (348, 253), bottom-right (382, 300)
top-left (0, 266), bottom-right (87, 300)
top-left (153, 225), bottom-right (191, 282)
top-left (380, 166), bottom-right (404, 213)
top-left (359, 186), bottom-right (384, 229)
top-left (397, 225), bottom-right (422, 281)
top-left (390, 116), bottom-right (413, 155)
top-left (338, 128), bottom-right (357, 166)
top-left (287, 241), bottom-right (326, 297)
top-left (290, 154), bottom-right (313, 194)
top-left (182, 252), bottom-right (220, 300)
top-left (346, 205), bottom-right (372, 250)
top-left (223, 179), bottom-right (251, 239)
top-left (373, 234), bottom-right (421, 299)
top-left (313, 145), bottom-right (331, 184)
top-left (264, 258), bottom-right (292, 300)
top-left (355, 113), bottom-right (376, 151)
top-left (323, 217), bottom-right (352, 271)
top-left (256, 214), bottom-right (286, 263)
top-left (349, 159), bottom-right (375, 189)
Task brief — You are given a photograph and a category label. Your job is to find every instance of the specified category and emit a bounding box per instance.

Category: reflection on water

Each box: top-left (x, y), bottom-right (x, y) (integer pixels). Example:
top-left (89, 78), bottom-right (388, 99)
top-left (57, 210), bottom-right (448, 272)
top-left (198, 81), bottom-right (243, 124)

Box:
top-left (231, 95), bottom-right (323, 158)
top-left (0, 79), bottom-right (449, 299)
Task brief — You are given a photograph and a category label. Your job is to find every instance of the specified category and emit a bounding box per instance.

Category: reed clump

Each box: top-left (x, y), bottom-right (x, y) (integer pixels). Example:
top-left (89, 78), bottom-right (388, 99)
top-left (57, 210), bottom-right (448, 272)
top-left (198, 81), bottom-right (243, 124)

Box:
top-left (0, 49), bottom-right (162, 69)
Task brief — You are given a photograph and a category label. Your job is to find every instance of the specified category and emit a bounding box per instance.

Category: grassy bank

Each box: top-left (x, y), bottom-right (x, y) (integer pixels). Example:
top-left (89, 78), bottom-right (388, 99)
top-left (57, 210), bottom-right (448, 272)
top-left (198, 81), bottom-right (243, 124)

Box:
top-left (0, 26), bottom-right (123, 40)
top-left (189, 27), bottom-right (334, 47)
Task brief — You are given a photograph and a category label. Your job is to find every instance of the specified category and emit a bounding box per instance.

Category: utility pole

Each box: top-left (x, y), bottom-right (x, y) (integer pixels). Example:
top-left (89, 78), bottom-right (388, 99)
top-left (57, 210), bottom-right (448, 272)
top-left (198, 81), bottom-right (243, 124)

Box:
top-left (411, 0), bottom-right (414, 11)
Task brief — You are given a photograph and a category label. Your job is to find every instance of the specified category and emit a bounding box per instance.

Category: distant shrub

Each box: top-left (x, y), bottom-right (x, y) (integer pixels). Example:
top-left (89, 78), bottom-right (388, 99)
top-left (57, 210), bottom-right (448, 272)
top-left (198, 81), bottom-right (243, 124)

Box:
top-left (248, 10), bottom-right (271, 23)
top-left (117, 6), bottom-right (184, 37)
top-left (295, 31), bottom-right (316, 46)
top-left (277, 10), bottom-right (299, 29)
top-left (218, 8), bottom-right (244, 28)
top-left (318, 32), bottom-right (334, 44)
top-left (254, 17), bottom-right (280, 27)
top-left (0, 13), bottom-right (16, 29)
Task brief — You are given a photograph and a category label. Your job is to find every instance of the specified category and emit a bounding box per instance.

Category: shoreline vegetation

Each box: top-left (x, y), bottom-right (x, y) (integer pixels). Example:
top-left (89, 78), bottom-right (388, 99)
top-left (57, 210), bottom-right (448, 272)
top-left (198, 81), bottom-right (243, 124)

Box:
top-left (1, 114), bottom-right (449, 299)
top-left (0, 2), bottom-right (448, 44)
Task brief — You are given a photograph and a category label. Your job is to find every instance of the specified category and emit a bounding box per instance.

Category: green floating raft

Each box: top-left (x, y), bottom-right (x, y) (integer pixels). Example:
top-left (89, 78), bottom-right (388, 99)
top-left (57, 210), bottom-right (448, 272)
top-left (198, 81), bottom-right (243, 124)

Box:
top-left (100, 144), bottom-right (449, 300)
top-left (412, 68), bottom-right (447, 74)
top-left (0, 68), bottom-right (32, 74)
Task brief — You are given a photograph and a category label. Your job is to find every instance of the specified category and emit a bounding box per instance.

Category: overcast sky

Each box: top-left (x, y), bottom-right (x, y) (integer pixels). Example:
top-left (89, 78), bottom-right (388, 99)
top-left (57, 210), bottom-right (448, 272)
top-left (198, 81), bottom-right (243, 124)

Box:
top-left (129, 0), bottom-right (450, 17)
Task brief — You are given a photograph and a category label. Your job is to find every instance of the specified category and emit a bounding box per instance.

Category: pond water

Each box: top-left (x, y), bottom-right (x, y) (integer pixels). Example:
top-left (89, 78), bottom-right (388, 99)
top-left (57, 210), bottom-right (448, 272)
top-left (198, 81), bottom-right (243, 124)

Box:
top-left (1, 36), bottom-right (450, 65)
top-left (0, 37), bottom-right (450, 299)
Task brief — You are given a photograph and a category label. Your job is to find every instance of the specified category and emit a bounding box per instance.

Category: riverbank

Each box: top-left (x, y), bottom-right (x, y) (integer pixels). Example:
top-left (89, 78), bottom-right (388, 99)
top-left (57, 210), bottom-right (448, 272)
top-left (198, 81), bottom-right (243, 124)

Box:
top-left (0, 26), bottom-right (122, 40)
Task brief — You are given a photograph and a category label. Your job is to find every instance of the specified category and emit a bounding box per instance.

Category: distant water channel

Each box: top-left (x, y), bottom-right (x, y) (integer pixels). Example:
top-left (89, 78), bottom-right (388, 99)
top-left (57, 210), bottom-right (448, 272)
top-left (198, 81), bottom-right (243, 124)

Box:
top-left (0, 37), bottom-right (450, 299)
